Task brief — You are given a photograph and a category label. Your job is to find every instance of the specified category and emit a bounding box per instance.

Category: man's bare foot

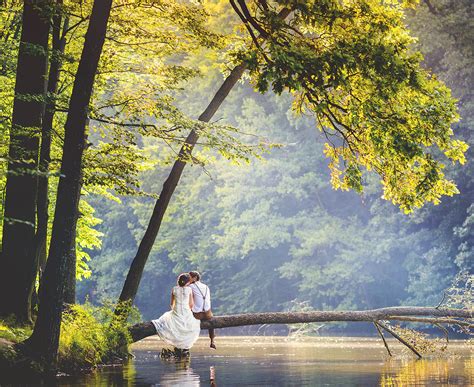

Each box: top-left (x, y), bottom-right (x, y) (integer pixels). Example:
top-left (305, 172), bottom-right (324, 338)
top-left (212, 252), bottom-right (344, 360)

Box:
top-left (210, 342), bottom-right (216, 350)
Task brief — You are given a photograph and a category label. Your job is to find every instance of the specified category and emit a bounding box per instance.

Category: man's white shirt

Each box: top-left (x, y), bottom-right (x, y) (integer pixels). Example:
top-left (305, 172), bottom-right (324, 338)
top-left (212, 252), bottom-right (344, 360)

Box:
top-left (189, 281), bottom-right (211, 313)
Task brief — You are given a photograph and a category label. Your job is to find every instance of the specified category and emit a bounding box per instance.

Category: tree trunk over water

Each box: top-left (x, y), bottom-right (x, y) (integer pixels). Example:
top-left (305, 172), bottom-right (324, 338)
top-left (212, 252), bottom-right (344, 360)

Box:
top-left (0, 0), bottom-right (51, 323)
top-left (129, 307), bottom-right (473, 345)
top-left (25, 0), bottom-right (112, 371)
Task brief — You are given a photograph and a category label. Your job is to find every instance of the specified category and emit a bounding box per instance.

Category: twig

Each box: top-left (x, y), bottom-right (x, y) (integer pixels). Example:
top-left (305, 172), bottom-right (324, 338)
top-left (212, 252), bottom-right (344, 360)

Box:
top-left (377, 321), bottom-right (422, 359)
top-left (436, 292), bottom-right (447, 309)
top-left (434, 323), bottom-right (449, 344)
top-left (374, 321), bottom-right (392, 356)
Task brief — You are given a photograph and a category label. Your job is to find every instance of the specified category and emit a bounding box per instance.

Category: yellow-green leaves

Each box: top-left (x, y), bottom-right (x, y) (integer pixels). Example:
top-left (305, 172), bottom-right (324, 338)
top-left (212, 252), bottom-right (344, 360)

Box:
top-left (235, 0), bottom-right (467, 212)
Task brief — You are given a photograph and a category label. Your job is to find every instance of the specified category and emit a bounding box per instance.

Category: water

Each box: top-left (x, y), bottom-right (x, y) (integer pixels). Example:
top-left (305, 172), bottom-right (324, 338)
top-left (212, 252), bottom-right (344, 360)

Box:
top-left (5, 337), bottom-right (474, 386)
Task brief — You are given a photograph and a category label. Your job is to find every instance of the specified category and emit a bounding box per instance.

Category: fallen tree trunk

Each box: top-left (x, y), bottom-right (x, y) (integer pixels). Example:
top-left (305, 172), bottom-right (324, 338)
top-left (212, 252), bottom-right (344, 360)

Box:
top-left (129, 307), bottom-right (472, 358)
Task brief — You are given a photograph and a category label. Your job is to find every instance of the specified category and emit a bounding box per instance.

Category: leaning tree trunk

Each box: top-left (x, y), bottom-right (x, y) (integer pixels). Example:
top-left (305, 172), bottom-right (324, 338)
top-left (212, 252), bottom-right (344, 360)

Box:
top-left (0, 0), bottom-right (51, 323)
top-left (115, 8), bottom-right (292, 316)
top-left (34, 4), bottom-right (69, 309)
top-left (129, 307), bottom-right (473, 358)
top-left (115, 63), bottom-right (246, 311)
top-left (24, 0), bottom-right (113, 371)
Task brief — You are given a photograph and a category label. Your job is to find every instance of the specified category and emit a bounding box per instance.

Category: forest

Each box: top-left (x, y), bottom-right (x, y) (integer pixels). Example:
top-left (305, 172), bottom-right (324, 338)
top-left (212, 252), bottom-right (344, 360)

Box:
top-left (0, 0), bottom-right (472, 379)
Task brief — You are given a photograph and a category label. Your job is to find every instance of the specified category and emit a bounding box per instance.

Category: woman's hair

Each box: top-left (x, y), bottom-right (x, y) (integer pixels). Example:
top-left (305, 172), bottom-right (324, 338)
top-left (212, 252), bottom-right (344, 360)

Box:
top-left (177, 273), bottom-right (190, 287)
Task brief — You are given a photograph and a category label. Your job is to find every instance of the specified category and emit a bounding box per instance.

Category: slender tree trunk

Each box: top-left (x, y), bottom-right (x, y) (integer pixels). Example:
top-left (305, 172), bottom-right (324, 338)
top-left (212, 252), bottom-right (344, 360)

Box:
top-left (115, 64), bottom-right (247, 311)
top-left (128, 307), bottom-right (473, 343)
top-left (33, 7), bottom-right (69, 310)
top-left (25, 0), bottom-right (112, 370)
top-left (115, 8), bottom-right (292, 315)
top-left (0, 0), bottom-right (51, 323)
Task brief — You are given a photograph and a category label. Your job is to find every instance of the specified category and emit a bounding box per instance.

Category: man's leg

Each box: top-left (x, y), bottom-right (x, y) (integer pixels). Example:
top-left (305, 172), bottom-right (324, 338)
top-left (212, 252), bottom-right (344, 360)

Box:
top-left (209, 328), bottom-right (216, 349)
top-left (205, 310), bottom-right (216, 349)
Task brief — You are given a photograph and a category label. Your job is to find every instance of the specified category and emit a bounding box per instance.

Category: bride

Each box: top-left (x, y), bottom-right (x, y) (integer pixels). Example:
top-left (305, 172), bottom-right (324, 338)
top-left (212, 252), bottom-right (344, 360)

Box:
top-left (152, 273), bottom-right (201, 350)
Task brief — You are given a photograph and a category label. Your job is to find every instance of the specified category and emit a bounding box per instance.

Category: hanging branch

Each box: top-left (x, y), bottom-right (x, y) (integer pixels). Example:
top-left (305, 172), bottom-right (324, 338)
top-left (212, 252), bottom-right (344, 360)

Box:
top-left (374, 322), bottom-right (392, 357)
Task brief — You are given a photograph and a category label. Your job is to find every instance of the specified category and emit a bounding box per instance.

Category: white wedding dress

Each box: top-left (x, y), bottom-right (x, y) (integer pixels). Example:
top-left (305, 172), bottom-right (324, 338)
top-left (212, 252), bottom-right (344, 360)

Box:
top-left (152, 286), bottom-right (201, 349)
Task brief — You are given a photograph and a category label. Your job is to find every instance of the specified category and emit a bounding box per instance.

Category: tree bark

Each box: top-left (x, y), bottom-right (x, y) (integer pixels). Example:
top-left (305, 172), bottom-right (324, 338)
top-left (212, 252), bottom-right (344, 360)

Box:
top-left (25, 0), bottom-right (112, 371)
top-left (63, 227), bottom-right (76, 305)
top-left (0, 0), bottom-right (51, 323)
top-left (115, 7), bottom-right (292, 315)
top-left (128, 307), bottom-right (473, 343)
top-left (34, 6), bottom-right (69, 306)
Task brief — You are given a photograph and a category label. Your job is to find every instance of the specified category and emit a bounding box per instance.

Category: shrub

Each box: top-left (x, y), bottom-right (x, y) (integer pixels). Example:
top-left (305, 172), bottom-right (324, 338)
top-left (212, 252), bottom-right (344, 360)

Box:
top-left (58, 301), bottom-right (140, 372)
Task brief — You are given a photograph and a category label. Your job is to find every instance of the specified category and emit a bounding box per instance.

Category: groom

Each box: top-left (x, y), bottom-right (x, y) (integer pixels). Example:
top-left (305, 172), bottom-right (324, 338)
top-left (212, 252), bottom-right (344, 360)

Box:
top-left (189, 271), bottom-right (216, 349)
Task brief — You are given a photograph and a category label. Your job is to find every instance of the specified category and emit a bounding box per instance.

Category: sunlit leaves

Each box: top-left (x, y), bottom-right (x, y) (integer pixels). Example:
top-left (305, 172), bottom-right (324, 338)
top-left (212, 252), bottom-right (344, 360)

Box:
top-left (233, 0), bottom-right (467, 211)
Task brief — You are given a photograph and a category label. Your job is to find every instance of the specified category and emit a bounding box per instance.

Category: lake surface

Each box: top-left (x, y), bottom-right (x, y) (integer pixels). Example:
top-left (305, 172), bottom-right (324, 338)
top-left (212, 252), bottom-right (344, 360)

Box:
top-left (4, 337), bottom-right (474, 386)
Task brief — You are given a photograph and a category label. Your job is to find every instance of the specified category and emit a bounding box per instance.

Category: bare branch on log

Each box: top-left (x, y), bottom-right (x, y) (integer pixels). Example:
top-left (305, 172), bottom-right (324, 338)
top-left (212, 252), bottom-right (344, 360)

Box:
top-left (434, 323), bottom-right (449, 344)
top-left (376, 321), bottom-right (422, 359)
top-left (373, 322), bottom-right (392, 357)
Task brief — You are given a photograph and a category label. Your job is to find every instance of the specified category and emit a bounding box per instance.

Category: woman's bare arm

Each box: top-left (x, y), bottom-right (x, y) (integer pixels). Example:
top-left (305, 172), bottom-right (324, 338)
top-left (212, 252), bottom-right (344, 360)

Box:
top-left (189, 291), bottom-right (194, 310)
top-left (170, 291), bottom-right (175, 310)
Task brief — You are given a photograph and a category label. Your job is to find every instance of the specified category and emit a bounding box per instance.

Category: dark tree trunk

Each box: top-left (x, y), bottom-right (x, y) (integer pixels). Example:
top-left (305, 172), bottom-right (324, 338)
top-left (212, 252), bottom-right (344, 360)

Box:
top-left (115, 63), bottom-right (247, 312)
top-left (0, 0), bottom-right (51, 323)
top-left (25, 0), bottom-right (112, 371)
top-left (33, 7), bottom-right (69, 310)
top-left (128, 307), bottom-right (473, 343)
top-left (63, 228), bottom-right (76, 305)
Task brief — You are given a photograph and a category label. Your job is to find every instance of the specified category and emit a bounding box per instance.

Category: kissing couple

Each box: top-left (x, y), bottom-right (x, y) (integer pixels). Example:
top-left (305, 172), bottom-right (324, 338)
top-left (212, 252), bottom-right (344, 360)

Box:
top-left (151, 271), bottom-right (216, 352)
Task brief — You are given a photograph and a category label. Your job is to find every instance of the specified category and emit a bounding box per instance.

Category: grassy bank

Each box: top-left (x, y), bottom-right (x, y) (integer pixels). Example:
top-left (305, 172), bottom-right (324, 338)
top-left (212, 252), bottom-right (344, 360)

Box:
top-left (0, 302), bottom-right (139, 377)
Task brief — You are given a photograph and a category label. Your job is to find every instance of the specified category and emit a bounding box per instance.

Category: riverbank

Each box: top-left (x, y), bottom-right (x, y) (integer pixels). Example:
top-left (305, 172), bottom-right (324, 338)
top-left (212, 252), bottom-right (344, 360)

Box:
top-left (0, 304), bottom-right (135, 377)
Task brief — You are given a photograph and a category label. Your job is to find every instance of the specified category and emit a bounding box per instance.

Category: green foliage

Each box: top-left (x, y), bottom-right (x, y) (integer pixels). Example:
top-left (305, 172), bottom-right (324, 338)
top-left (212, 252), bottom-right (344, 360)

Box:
top-left (0, 0), bottom-right (264, 284)
top-left (58, 302), bottom-right (140, 372)
top-left (76, 198), bottom-right (103, 280)
top-left (0, 318), bottom-right (32, 343)
top-left (232, 0), bottom-right (467, 212)
top-left (0, 302), bottom-right (139, 373)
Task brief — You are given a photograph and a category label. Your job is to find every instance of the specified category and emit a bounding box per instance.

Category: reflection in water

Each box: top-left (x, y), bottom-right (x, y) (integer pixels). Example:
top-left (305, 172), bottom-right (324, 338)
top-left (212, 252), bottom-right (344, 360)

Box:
top-left (158, 358), bottom-right (200, 387)
top-left (123, 360), bottom-right (137, 386)
top-left (381, 358), bottom-right (472, 386)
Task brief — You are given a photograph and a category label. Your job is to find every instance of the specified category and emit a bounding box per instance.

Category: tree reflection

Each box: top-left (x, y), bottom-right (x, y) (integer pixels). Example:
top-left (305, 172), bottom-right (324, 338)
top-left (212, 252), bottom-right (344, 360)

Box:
top-left (381, 357), bottom-right (472, 386)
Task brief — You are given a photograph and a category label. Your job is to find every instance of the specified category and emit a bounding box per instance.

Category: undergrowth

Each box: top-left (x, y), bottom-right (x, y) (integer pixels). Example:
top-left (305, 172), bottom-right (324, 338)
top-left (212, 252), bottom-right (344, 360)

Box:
top-left (0, 301), bottom-right (141, 374)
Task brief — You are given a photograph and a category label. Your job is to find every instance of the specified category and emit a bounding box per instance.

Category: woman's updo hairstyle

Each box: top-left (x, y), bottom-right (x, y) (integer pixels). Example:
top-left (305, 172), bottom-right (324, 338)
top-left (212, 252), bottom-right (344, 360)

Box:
top-left (177, 273), bottom-right (190, 287)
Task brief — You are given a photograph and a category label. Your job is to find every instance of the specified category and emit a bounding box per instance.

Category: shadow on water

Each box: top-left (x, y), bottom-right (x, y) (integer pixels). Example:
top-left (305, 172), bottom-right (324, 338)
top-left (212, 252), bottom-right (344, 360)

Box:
top-left (1, 337), bottom-right (472, 386)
